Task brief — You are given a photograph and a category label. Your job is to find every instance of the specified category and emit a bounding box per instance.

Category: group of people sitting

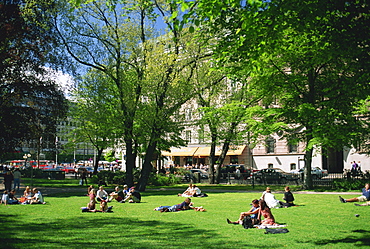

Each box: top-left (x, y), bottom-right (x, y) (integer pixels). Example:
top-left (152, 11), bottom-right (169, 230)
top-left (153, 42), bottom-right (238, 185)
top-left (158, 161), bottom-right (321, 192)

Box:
top-left (227, 186), bottom-right (295, 227)
top-left (177, 184), bottom-right (208, 198)
top-left (1, 186), bottom-right (45, 205)
top-left (81, 184), bottom-right (142, 213)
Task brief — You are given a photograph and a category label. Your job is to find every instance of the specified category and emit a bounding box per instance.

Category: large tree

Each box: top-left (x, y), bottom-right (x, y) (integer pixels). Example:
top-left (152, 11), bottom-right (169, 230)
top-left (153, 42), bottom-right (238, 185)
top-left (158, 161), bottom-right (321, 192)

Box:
top-left (185, 0), bottom-right (370, 189)
top-left (68, 70), bottom-right (121, 174)
top-left (0, 0), bottom-right (68, 157)
top-left (58, 0), bottom-right (211, 190)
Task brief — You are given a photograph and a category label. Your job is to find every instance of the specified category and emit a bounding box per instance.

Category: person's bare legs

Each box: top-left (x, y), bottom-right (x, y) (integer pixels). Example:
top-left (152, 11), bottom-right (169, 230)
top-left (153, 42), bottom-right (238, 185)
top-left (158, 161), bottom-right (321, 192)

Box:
top-left (339, 196), bottom-right (359, 203)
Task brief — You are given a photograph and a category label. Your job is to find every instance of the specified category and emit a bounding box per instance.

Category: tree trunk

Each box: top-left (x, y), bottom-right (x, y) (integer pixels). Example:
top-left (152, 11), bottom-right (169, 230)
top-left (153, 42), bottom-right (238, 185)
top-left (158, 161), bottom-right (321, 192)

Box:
top-left (93, 148), bottom-right (104, 175)
top-left (215, 142), bottom-right (230, 184)
top-left (208, 134), bottom-right (217, 184)
top-left (303, 133), bottom-right (314, 189)
top-left (137, 130), bottom-right (159, 192)
top-left (124, 138), bottom-right (135, 187)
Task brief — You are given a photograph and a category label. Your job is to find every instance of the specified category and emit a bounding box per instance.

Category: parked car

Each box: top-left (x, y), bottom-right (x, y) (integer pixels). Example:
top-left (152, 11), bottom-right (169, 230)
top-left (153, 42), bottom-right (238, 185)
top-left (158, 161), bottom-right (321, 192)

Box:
top-left (292, 167), bottom-right (328, 179)
top-left (221, 164), bottom-right (245, 174)
top-left (183, 169), bottom-right (209, 182)
top-left (190, 169), bottom-right (209, 179)
top-left (252, 168), bottom-right (299, 184)
top-left (63, 166), bottom-right (76, 174)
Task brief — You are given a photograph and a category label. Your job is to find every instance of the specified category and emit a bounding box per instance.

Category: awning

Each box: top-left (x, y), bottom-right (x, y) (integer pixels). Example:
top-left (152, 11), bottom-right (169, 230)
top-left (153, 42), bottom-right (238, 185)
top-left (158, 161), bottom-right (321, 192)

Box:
top-left (161, 147), bottom-right (199, 157)
top-left (194, 145), bottom-right (247, 157)
top-left (225, 145), bottom-right (246, 155)
top-left (193, 147), bottom-right (211, 157)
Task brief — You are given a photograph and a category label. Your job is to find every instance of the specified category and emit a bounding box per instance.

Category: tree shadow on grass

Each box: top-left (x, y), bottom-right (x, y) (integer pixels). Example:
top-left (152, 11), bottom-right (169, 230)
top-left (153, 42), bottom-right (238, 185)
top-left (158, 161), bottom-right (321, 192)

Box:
top-left (0, 213), bottom-right (266, 249)
top-left (307, 229), bottom-right (370, 247)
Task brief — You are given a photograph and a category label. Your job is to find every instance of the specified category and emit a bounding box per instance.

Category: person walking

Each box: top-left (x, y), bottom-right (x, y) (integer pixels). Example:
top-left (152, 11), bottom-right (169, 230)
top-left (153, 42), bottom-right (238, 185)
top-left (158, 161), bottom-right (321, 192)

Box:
top-left (13, 168), bottom-right (22, 191)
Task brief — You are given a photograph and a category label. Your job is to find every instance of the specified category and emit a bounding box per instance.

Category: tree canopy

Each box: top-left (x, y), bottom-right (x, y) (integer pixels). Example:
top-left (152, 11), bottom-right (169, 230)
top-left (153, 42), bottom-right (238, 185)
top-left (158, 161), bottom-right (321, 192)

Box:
top-left (185, 0), bottom-right (370, 188)
top-left (0, 0), bottom-right (68, 157)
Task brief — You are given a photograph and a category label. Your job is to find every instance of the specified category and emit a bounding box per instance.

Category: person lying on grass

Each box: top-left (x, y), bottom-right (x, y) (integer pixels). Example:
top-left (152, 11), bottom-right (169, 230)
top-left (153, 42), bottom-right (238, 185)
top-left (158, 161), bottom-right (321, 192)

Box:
top-left (227, 199), bottom-right (260, 225)
top-left (154, 198), bottom-right (206, 212)
top-left (339, 183), bottom-right (370, 204)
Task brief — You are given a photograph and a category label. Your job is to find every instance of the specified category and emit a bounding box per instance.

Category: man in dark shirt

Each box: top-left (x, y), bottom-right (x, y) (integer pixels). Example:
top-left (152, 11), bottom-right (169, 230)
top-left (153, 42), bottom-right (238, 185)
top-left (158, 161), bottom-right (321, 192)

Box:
top-left (282, 186), bottom-right (295, 207)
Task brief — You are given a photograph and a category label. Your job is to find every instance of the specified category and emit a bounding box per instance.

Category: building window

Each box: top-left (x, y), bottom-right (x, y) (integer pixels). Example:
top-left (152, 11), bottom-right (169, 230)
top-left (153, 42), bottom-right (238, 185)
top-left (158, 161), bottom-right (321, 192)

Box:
top-left (290, 163), bottom-right (297, 171)
top-left (185, 130), bottom-right (191, 143)
top-left (268, 163), bottom-right (273, 168)
top-left (185, 108), bottom-right (192, 121)
top-left (230, 156), bottom-right (238, 164)
top-left (288, 143), bottom-right (298, 153)
top-left (266, 137), bottom-right (275, 153)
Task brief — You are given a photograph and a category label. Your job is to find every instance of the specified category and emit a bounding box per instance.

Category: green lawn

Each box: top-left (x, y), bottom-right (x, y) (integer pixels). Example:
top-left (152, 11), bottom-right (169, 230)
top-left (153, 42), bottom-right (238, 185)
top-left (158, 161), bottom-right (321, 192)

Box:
top-left (1, 190), bottom-right (369, 248)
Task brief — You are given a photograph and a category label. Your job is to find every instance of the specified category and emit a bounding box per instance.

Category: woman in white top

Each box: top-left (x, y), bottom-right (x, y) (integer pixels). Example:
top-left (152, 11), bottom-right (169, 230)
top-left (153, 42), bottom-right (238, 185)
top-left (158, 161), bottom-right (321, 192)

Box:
top-left (96, 186), bottom-right (108, 202)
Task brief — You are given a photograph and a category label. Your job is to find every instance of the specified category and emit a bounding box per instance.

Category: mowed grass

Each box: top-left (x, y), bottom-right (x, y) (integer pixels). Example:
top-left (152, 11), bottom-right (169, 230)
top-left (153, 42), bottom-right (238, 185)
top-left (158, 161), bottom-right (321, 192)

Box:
top-left (1, 190), bottom-right (370, 249)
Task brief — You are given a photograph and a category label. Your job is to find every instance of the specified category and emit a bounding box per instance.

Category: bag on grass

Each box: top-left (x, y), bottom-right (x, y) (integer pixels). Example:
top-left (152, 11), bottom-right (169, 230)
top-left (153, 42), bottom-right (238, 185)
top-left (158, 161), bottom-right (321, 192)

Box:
top-left (242, 216), bottom-right (259, 229)
top-left (265, 228), bottom-right (289, 234)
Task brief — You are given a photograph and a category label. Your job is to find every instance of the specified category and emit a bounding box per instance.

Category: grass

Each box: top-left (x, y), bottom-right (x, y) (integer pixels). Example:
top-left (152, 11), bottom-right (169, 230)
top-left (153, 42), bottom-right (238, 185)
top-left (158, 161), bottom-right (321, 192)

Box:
top-left (1, 187), bottom-right (370, 248)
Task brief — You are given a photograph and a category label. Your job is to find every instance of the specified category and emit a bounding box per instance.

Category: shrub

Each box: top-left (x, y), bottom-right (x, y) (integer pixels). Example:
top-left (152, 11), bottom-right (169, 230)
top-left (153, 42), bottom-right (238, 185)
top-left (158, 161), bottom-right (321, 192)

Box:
top-left (333, 179), bottom-right (366, 190)
top-left (149, 174), bottom-right (182, 186)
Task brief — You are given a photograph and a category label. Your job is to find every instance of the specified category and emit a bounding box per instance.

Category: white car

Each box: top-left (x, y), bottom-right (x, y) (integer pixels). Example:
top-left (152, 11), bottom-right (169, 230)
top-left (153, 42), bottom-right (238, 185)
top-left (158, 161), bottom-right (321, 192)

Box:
top-left (292, 167), bottom-right (328, 179)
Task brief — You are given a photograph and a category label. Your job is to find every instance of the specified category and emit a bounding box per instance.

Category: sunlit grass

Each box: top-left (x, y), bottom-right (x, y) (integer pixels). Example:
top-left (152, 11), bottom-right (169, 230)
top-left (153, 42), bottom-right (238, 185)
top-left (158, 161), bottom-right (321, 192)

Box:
top-left (1, 190), bottom-right (369, 248)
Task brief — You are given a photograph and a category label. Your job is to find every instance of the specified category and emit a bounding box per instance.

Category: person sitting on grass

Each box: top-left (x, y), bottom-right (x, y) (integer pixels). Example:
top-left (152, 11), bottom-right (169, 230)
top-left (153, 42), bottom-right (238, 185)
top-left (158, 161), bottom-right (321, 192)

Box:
top-left (8, 189), bottom-right (20, 204)
top-left (178, 184), bottom-right (194, 197)
top-left (261, 187), bottom-right (283, 209)
top-left (227, 199), bottom-right (260, 225)
top-left (258, 198), bottom-right (278, 226)
top-left (123, 187), bottom-right (141, 203)
top-left (81, 200), bottom-right (113, 212)
top-left (96, 186), bottom-right (108, 202)
top-left (1, 190), bottom-right (9, 205)
top-left (30, 188), bottom-right (46, 204)
top-left (281, 186), bottom-right (295, 207)
top-left (108, 186), bottom-right (125, 203)
top-left (99, 200), bottom-right (113, 212)
top-left (339, 183), bottom-right (370, 203)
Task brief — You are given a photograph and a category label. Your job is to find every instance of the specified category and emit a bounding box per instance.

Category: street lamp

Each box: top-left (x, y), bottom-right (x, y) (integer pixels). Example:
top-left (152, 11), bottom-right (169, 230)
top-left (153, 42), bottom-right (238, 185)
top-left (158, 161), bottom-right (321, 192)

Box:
top-left (23, 153), bottom-right (31, 167)
top-left (23, 153), bottom-right (32, 188)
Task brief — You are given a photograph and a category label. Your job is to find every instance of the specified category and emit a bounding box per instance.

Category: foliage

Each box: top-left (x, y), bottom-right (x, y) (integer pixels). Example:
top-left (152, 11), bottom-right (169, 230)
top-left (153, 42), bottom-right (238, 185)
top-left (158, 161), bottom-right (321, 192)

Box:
top-left (104, 150), bottom-right (116, 163)
top-left (0, 0), bottom-right (69, 156)
top-left (91, 170), bottom-right (126, 185)
top-left (183, 0), bottom-right (370, 189)
top-left (148, 173), bottom-right (182, 186)
top-left (333, 179), bottom-right (370, 191)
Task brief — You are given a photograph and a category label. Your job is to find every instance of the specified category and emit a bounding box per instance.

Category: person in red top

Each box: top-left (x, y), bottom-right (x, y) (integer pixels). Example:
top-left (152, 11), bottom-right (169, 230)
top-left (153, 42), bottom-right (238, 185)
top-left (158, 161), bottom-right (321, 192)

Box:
top-left (258, 198), bottom-right (277, 226)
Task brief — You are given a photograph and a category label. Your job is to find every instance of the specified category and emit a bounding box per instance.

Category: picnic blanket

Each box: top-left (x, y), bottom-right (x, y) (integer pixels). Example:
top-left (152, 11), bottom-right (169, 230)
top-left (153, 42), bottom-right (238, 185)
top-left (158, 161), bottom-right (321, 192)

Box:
top-left (254, 224), bottom-right (287, 229)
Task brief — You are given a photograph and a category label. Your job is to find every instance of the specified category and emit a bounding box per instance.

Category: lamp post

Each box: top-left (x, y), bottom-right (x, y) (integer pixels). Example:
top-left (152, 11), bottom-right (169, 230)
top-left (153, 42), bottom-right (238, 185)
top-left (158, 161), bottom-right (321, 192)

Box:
top-left (23, 153), bottom-right (31, 167)
top-left (23, 153), bottom-right (32, 188)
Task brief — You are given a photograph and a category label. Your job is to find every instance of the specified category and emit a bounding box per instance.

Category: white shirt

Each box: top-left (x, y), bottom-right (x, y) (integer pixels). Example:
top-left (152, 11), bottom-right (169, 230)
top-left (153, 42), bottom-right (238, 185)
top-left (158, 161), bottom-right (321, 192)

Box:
top-left (262, 192), bottom-right (280, 209)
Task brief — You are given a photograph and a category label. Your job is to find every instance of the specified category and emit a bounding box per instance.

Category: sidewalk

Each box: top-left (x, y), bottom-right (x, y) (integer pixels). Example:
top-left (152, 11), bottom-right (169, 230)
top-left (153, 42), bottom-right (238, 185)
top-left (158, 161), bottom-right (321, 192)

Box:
top-left (0, 177), bottom-right (361, 197)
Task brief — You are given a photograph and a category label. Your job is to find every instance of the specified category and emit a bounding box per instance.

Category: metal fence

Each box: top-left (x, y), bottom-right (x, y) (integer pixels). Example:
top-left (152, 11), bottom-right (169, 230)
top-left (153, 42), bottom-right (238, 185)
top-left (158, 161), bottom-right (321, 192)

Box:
top-left (193, 172), bottom-right (370, 188)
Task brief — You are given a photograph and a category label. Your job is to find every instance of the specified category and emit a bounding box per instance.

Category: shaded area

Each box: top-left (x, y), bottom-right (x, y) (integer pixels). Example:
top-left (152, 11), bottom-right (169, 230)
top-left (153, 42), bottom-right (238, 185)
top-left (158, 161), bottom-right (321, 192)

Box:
top-left (302, 229), bottom-right (370, 247)
top-left (0, 213), bottom-right (256, 249)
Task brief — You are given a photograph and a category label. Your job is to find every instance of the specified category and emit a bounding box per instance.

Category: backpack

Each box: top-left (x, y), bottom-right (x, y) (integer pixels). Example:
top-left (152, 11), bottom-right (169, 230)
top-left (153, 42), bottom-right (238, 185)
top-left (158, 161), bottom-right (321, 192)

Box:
top-left (242, 216), bottom-right (259, 229)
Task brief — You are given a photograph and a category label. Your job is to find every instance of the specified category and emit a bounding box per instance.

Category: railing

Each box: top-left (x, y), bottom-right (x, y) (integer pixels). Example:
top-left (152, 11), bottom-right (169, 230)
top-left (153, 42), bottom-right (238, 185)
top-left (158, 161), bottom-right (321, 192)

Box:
top-left (192, 172), bottom-right (370, 188)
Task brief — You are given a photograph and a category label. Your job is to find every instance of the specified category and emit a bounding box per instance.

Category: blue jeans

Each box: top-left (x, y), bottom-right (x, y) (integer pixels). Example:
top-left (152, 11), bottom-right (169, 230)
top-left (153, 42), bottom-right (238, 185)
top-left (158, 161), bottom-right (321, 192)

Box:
top-left (13, 178), bottom-right (21, 190)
